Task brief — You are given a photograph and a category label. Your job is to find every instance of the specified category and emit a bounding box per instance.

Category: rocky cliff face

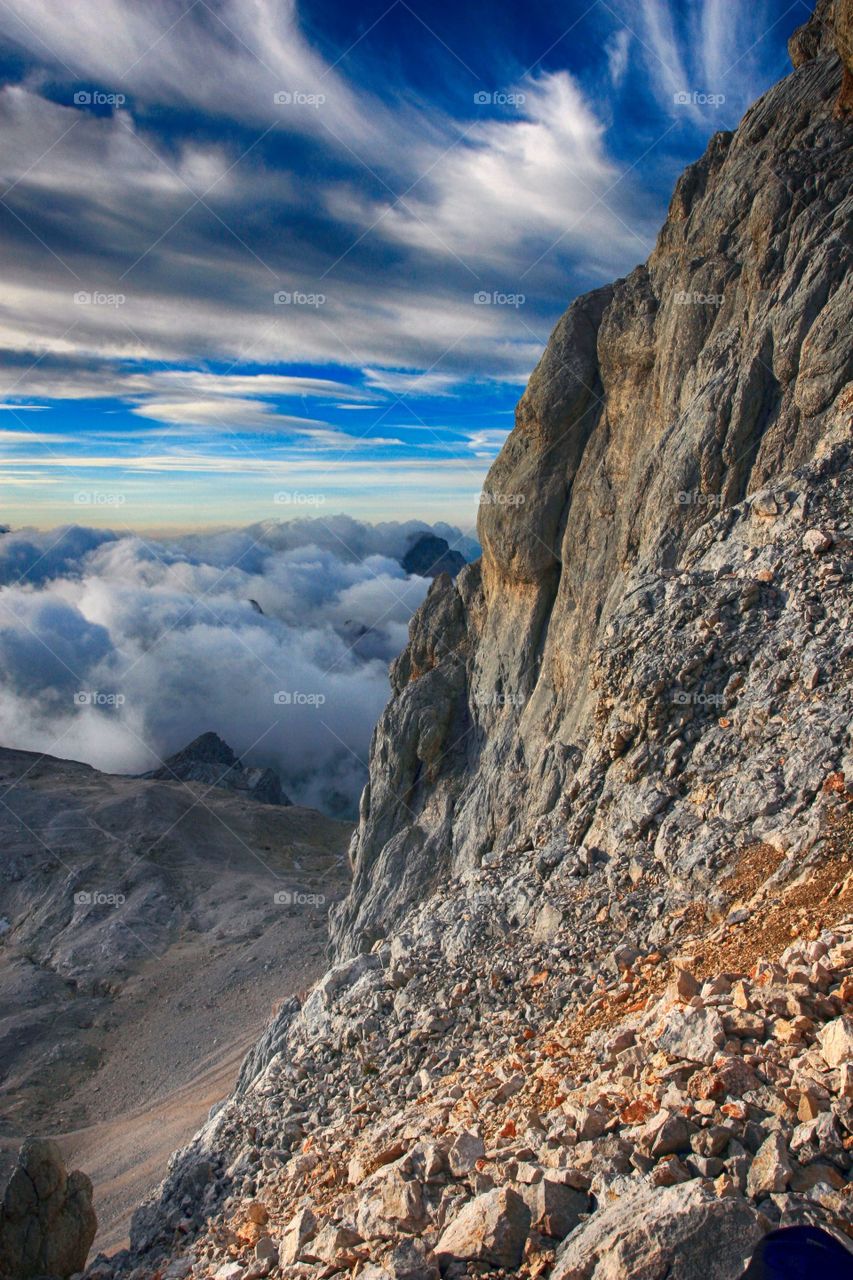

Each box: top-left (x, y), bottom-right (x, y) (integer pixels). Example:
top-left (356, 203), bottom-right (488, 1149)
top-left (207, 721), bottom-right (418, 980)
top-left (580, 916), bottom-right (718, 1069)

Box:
top-left (85, 9), bottom-right (853, 1279)
top-left (331, 6), bottom-right (852, 958)
top-left (790, 0), bottom-right (853, 115)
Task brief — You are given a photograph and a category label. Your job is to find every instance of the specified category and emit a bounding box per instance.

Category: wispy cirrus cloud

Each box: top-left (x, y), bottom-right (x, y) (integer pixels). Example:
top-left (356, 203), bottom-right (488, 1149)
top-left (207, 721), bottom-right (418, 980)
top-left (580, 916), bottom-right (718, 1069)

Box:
top-left (616, 0), bottom-right (794, 121)
top-left (377, 72), bottom-right (641, 267)
top-left (605, 30), bottom-right (632, 88)
top-left (0, 0), bottom-right (801, 527)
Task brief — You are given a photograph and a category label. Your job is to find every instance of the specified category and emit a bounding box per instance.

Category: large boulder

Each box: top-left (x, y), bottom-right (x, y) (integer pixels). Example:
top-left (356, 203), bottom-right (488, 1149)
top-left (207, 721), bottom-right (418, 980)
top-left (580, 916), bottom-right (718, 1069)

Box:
top-left (655, 1006), bottom-right (725, 1065)
top-left (356, 1165), bottom-right (427, 1240)
top-left (0, 1138), bottom-right (97, 1279)
top-left (550, 1182), bottom-right (766, 1280)
top-left (521, 1179), bottom-right (589, 1240)
top-left (434, 1187), bottom-right (531, 1269)
top-left (746, 1133), bottom-right (792, 1199)
top-left (818, 1016), bottom-right (853, 1067)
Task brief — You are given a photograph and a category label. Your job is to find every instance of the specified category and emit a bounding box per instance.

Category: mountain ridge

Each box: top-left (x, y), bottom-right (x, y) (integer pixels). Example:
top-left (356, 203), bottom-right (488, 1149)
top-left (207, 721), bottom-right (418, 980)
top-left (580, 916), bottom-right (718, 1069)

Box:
top-left (143, 732), bottom-right (291, 807)
top-left (25, 4), bottom-right (853, 1276)
top-left (331, 8), bottom-right (853, 959)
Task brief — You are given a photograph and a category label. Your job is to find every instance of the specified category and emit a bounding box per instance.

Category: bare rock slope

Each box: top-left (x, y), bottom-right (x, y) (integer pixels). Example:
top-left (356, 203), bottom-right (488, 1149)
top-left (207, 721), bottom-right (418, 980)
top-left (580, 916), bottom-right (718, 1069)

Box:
top-left (0, 742), bottom-right (350, 1254)
top-left (333, 1), bottom-right (853, 958)
top-left (94, 7), bottom-right (852, 1279)
top-left (112, 463), bottom-right (853, 1280)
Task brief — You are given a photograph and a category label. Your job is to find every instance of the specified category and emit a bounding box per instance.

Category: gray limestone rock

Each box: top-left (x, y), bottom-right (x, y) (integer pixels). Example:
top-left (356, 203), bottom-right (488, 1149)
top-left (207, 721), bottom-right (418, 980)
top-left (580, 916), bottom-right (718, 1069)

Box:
top-left (331, 4), bottom-right (853, 959)
top-left (550, 1182), bottom-right (766, 1280)
top-left (434, 1187), bottom-right (531, 1269)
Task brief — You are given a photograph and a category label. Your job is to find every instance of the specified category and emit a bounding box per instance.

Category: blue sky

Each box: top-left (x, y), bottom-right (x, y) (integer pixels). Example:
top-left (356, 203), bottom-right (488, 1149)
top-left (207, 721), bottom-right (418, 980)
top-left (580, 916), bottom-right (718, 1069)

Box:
top-left (0, 0), bottom-right (807, 530)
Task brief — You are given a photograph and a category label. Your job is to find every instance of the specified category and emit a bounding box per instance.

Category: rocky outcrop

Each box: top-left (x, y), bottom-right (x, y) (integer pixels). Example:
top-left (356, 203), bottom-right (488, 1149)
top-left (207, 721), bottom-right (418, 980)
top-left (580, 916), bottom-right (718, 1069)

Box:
top-left (332, 2), bottom-right (852, 958)
top-left (145, 732), bottom-right (290, 805)
top-left (549, 1181), bottom-right (766, 1280)
top-left (95, 6), bottom-right (853, 1279)
top-left (337, 441), bottom-right (852, 962)
top-left (789, 0), bottom-right (853, 115)
top-left (0, 1138), bottom-right (96, 1279)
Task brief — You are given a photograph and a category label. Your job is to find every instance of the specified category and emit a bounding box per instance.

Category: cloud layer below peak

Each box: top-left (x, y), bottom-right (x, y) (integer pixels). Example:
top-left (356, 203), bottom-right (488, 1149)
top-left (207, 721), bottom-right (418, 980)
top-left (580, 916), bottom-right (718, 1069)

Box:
top-left (0, 516), bottom-right (479, 814)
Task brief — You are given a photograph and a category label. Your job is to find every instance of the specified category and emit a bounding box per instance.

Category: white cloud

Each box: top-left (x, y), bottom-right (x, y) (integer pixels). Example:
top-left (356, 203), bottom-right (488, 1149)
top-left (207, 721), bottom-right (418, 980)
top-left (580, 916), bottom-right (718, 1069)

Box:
top-left (0, 517), bottom-right (478, 813)
top-left (0, 30), bottom-right (648, 398)
top-left (463, 428), bottom-right (511, 455)
top-left (129, 397), bottom-right (328, 431)
top-left (375, 72), bottom-right (640, 266)
top-left (623, 0), bottom-right (780, 120)
top-left (633, 0), bottom-right (690, 96)
top-left (0, 429), bottom-right (73, 443)
top-left (0, 0), bottom-right (367, 137)
top-left (361, 368), bottom-right (464, 397)
top-left (606, 30), bottom-right (631, 87)
top-left (121, 372), bottom-right (386, 442)
top-left (0, 0), bottom-right (788, 422)
top-left (124, 372), bottom-right (369, 400)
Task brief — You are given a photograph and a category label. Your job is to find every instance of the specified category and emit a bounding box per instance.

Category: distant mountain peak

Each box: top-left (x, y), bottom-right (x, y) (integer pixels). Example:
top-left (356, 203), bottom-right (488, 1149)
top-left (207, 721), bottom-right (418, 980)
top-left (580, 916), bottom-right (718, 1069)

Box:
top-left (401, 532), bottom-right (466, 579)
top-left (145, 731), bottom-right (290, 805)
top-left (167, 731), bottom-right (237, 766)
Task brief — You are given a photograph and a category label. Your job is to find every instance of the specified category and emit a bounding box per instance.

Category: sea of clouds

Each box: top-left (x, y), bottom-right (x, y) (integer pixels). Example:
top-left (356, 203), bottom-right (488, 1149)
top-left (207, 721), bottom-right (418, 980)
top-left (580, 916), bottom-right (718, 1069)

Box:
top-left (0, 517), bottom-right (478, 816)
